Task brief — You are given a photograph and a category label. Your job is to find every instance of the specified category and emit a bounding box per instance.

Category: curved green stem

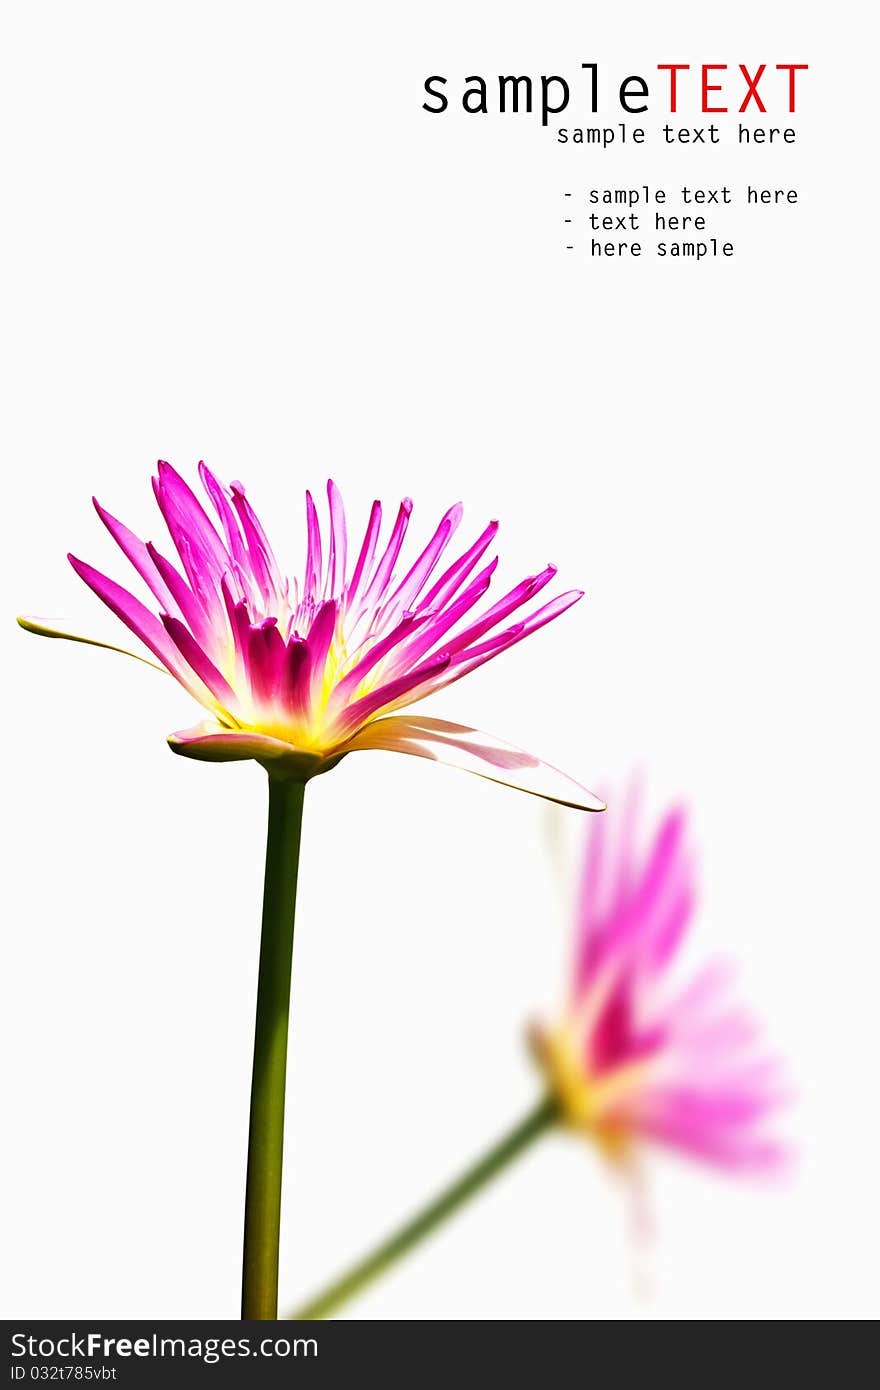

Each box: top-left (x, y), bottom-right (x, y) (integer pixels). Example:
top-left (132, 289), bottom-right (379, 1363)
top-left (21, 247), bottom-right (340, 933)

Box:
top-left (241, 775), bottom-right (306, 1320)
top-left (291, 1095), bottom-right (558, 1320)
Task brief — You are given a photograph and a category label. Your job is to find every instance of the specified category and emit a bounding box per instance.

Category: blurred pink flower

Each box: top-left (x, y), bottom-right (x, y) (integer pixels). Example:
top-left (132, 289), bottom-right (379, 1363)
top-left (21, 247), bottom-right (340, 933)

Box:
top-left (532, 794), bottom-right (787, 1172)
top-left (20, 463), bottom-right (601, 807)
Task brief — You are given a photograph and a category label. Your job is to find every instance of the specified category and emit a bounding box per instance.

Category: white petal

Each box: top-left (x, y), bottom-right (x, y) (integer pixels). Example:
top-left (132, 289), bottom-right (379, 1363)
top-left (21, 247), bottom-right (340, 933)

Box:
top-left (168, 721), bottom-right (340, 780)
top-left (343, 715), bottom-right (604, 811)
top-left (17, 614), bottom-right (167, 673)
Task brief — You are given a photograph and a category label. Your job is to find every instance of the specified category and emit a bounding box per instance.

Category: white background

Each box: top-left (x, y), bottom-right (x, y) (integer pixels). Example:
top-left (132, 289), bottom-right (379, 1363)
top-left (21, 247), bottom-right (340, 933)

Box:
top-left (2, 2), bottom-right (877, 1320)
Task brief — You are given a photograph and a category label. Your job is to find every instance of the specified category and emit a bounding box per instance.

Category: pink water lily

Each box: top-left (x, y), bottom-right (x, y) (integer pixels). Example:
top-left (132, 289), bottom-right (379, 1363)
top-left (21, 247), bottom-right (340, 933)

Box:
top-left (531, 794), bottom-right (787, 1172)
top-left (289, 789), bottom-right (789, 1319)
top-left (20, 462), bottom-right (601, 807)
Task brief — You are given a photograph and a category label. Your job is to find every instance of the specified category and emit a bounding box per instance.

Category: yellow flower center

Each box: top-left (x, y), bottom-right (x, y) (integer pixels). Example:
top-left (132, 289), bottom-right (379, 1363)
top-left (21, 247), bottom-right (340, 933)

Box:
top-left (530, 1017), bottom-right (651, 1163)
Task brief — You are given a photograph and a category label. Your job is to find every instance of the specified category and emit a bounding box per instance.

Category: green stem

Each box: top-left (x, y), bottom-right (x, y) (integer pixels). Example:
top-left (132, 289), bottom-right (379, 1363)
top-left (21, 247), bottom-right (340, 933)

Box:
top-left (291, 1095), bottom-right (558, 1320)
top-left (241, 775), bottom-right (306, 1320)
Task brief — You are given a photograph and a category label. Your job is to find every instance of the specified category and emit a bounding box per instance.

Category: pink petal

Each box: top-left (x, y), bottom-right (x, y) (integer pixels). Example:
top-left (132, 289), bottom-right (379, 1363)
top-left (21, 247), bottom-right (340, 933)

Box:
top-left (392, 590), bottom-right (584, 709)
top-left (362, 498), bottom-right (413, 606)
top-left (160, 615), bottom-right (239, 709)
top-left (326, 479), bottom-right (348, 596)
top-left (378, 503), bottom-right (463, 622)
top-left (347, 499), bottom-right (382, 605)
top-left (439, 565), bottom-right (560, 658)
top-left (244, 618), bottom-right (287, 705)
top-left (328, 612), bottom-right (433, 709)
top-left (334, 653), bottom-right (451, 737)
top-left (303, 599), bottom-right (338, 706)
top-left (152, 460), bottom-right (230, 592)
top-left (389, 560), bottom-right (498, 670)
top-left (198, 463), bottom-right (249, 571)
top-left (278, 637), bottom-right (312, 721)
top-left (304, 489), bottom-right (323, 599)
top-left (145, 541), bottom-right (215, 652)
top-left (417, 520), bottom-right (499, 612)
top-left (93, 499), bottom-right (180, 617)
top-left (68, 554), bottom-right (203, 695)
top-left (222, 581), bottom-right (254, 675)
top-left (230, 480), bottom-right (286, 607)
